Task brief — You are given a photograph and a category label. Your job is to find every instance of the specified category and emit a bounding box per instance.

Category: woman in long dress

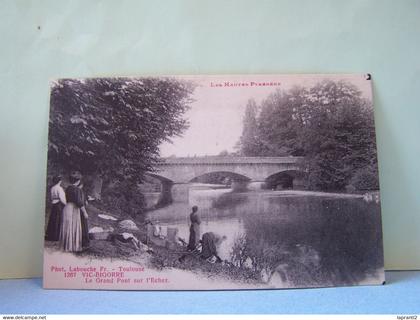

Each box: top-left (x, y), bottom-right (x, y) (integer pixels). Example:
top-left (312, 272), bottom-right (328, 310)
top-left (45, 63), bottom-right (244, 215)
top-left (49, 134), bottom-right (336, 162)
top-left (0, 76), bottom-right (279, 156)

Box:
top-left (59, 171), bottom-right (84, 252)
top-left (45, 175), bottom-right (66, 241)
top-left (187, 205), bottom-right (201, 251)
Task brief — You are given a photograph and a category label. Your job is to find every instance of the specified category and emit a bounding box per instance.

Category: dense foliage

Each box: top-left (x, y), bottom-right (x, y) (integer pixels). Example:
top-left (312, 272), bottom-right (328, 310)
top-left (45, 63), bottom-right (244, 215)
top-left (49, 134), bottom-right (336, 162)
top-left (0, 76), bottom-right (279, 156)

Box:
top-left (237, 80), bottom-right (379, 191)
top-left (237, 99), bottom-right (261, 156)
top-left (48, 77), bottom-right (194, 213)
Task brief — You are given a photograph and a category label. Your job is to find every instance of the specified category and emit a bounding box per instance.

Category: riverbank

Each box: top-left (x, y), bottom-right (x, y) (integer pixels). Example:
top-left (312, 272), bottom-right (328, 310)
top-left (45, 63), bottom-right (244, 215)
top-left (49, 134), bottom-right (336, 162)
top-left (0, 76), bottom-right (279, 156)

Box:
top-left (143, 187), bottom-right (384, 289)
top-left (44, 202), bottom-right (263, 288)
top-left (258, 189), bottom-right (379, 198)
top-left (44, 187), bottom-right (382, 289)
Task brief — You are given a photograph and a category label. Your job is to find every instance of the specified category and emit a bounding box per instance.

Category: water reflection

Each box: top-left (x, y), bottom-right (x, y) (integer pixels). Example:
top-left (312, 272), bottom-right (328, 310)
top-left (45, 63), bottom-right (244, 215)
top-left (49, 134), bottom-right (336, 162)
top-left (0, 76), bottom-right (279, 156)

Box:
top-left (149, 186), bottom-right (384, 288)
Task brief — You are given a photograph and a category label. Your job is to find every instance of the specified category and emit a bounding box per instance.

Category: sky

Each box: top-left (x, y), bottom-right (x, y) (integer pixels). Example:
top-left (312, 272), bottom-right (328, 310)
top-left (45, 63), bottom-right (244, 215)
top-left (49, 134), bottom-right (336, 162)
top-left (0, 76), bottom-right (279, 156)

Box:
top-left (159, 74), bottom-right (372, 157)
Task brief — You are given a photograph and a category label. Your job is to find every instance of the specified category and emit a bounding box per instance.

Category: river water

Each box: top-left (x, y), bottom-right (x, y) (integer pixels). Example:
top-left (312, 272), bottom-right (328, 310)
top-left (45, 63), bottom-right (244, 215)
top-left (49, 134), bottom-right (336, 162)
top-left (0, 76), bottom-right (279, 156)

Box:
top-left (147, 185), bottom-right (384, 288)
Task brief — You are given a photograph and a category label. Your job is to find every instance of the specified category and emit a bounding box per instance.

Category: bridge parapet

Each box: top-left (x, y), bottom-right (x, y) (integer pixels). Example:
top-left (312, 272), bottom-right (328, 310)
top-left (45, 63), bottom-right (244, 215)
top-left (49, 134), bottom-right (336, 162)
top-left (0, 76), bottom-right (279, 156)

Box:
top-left (157, 156), bottom-right (304, 166)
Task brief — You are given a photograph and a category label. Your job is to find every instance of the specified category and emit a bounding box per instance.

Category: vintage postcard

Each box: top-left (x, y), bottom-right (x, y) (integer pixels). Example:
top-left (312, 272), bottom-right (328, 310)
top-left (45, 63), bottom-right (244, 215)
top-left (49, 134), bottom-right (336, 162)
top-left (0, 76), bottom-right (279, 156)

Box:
top-left (43, 74), bottom-right (384, 290)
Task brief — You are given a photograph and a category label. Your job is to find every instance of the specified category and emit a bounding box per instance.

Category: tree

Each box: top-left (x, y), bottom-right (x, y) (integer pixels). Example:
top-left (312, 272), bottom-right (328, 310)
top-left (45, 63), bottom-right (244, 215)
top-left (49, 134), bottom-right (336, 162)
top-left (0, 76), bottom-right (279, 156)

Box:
top-left (218, 150), bottom-right (230, 157)
top-left (296, 80), bottom-right (378, 190)
top-left (238, 99), bottom-right (262, 156)
top-left (258, 89), bottom-right (305, 156)
top-left (48, 77), bottom-right (195, 202)
top-left (236, 80), bottom-right (379, 191)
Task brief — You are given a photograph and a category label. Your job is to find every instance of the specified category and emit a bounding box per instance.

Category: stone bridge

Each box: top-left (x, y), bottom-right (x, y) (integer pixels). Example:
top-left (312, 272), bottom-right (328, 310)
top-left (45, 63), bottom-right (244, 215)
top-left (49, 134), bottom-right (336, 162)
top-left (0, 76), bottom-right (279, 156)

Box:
top-left (146, 156), bottom-right (306, 205)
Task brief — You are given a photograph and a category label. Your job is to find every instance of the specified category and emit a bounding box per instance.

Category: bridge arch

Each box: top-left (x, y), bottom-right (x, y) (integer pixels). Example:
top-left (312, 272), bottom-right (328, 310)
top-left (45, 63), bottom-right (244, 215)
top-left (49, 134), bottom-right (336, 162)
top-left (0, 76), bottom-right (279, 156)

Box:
top-left (143, 173), bottom-right (175, 208)
top-left (189, 171), bottom-right (251, 184)
top-left (265, 170), bottom-right (307, 190)
top-left (189, 171), bottom-right (252, 192)
top-left (145, 173), bottom-right (174, 184)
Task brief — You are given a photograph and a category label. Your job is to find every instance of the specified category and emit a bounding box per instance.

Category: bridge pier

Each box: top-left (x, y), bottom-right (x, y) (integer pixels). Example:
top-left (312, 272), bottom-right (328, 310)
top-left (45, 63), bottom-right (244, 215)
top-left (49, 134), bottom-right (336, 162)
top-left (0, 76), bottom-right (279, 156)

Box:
top-left (154, 182), bottom-right (191, 207)
top-left (156, 180), bottom-right (173, 207)
top-left (230, 179), bottom-right (250, 192)
top-left (248, 181), bottom-right (266, 191)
